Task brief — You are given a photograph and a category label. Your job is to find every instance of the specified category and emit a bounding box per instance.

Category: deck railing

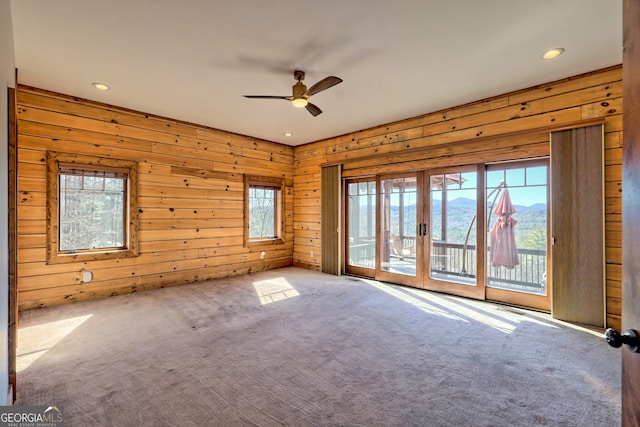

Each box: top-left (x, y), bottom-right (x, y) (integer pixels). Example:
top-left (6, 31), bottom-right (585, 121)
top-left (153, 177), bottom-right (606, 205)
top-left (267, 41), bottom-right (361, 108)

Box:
top-left (431, 241), bottom-right (547, 292)
top-left (349, 237), bottom-right (546, 292)
top-left (348, 240), bottom-right (376, 268)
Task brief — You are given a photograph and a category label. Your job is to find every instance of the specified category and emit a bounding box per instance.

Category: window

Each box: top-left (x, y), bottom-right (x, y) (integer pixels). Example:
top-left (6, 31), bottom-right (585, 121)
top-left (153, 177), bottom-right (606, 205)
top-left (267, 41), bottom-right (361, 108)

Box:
top-left (47, 152), bottom-right (138, 263)
top-left (244, 175), bottom-right (284, 245)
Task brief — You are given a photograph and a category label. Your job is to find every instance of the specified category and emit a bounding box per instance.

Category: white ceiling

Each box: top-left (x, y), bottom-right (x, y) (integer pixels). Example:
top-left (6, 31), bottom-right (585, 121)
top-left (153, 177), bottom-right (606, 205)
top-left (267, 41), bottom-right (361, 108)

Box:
top-left (10, 0), bottom-right (622, 146)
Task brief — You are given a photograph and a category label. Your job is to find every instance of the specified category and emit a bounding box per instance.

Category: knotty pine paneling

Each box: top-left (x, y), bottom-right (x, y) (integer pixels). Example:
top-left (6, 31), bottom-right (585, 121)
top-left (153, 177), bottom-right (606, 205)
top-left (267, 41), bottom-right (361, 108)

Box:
top-left (16, 86), bottom-right (294, 310)
top-left (292, 66), bottom-right (623, 329)
top-left (18, 67), bottom-right (624, 328)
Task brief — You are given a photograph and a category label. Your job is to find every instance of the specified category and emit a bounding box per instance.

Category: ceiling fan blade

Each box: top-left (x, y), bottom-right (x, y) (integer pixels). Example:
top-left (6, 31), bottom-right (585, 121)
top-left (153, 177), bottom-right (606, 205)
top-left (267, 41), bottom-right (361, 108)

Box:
top-left (304, 76), bottom-right (343, 97)
top-left (305, 103), bottom-right (322, 116)
top-left (243, 95), bottom-right (291, 100)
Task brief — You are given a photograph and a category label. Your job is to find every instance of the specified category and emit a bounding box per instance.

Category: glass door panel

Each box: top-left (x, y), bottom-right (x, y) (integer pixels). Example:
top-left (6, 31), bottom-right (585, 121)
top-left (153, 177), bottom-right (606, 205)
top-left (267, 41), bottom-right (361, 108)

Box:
top-left (346, 179), bottom-right (376, 275)
top-left (485, 161), bottom-right (550, 311)
top-left (379, 175), bottom-right (418, 280)
top-left (429, 171), bottom-right (478, 286)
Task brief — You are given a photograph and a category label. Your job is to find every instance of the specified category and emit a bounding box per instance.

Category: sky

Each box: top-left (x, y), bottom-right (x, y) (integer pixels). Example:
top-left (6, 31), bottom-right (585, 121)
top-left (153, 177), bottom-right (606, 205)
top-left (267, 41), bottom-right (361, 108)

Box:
top-left (432, 166), bottom-right (548, 207)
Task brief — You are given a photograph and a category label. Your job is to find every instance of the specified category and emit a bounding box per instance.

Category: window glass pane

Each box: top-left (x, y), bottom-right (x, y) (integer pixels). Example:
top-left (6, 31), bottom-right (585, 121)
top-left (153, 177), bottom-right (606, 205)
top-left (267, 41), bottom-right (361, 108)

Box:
top-left (358, 182), bottom-right (368, 195)
top-left (104, 178), bottom-right (124, 191)
top-left (486, 170), bottom-right (504, 188)
top-left (430, 171), bottom-right (477, 285)
top-left (62, 175), bottom-right (83, 190)
top-left (526, 166), bottom-right (547, 185)
top-left (460, 172), bottom-right (477, 189)
top-left (59, 170), bottom-right (127, 251)
top-left (391, 178), bottom-right (402, 192)
top-left (381, 179), bottom-right (393, 194)
top-left (380, 176), bottom-right (417, 277)
top-left (445, 173), bottom-right (461, 190)
top-left (506, 168), bottom-right (525, 187)
top-left (486, 165), bottom-right (548, 296)
top-left (430, 196), bottom-right (442, 241)
top-left (249, 185), bottom-right (278, 239)
top-left (84, 176), bottom-right (103, 190)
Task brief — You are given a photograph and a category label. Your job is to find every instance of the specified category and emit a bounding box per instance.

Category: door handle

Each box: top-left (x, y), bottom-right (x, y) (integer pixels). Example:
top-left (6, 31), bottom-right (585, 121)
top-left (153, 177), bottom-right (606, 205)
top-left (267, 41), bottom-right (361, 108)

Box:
top-left (422, 223), bottom-right (428, 236)
top-left (605, 328), bottom-right (640, 353)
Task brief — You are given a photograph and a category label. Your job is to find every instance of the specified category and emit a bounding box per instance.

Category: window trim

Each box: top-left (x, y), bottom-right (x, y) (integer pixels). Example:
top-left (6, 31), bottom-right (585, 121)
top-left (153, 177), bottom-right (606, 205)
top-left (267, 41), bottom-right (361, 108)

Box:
top-left (46, 151), bottom-right (139, 264)
top-left (244, 175), bottom-right (285, 246)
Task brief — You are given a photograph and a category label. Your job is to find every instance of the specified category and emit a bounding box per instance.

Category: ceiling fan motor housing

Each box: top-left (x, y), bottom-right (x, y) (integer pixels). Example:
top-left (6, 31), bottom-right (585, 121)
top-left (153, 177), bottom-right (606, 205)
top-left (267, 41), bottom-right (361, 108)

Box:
top-left (292, 81), bottom-right (307, 98)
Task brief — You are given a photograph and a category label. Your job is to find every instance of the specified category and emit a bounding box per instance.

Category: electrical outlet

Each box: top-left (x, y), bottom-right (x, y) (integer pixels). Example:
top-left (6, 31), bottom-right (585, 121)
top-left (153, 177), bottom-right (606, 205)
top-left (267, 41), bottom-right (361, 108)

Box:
top-left (82, 271), bottom-right (93, 283)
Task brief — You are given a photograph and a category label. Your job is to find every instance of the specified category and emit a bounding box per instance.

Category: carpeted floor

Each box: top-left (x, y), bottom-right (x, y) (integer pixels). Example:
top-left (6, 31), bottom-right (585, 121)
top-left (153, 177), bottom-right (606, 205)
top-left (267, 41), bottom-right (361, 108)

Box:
top-left (16, 267), bottom-right (620, 426)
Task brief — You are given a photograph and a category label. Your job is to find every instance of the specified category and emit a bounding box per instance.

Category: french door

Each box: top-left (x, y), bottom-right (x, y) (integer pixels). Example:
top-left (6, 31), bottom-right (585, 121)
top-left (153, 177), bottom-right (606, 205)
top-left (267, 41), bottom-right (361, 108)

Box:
top-left (423, 166), bottom-right (485, 299)
top-left (376, 174), bottom-right (422, 287)
top-left (344, 160), bottom-right (550, 311)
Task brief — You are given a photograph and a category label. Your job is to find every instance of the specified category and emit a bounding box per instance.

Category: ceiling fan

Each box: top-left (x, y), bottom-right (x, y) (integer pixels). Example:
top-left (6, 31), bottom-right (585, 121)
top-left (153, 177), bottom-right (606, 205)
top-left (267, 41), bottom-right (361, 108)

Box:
top-left (243, 70), bottom-right (342, 116)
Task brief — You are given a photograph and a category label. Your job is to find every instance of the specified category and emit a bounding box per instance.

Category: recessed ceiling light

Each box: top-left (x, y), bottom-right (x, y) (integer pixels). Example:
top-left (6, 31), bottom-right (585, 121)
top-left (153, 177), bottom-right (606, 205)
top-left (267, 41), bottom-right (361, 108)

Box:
top-left (284, 133), bottom-right (293, 137)
top-left (92, 82), bottom-right (110, 90)
top-left (542, 48), bottom-right (565, 60)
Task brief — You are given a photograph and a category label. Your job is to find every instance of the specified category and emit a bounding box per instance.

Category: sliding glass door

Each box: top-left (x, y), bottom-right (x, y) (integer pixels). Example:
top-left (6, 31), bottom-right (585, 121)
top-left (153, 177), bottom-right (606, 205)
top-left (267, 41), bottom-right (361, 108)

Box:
top-left (345, 160), bottom-right (550, 311)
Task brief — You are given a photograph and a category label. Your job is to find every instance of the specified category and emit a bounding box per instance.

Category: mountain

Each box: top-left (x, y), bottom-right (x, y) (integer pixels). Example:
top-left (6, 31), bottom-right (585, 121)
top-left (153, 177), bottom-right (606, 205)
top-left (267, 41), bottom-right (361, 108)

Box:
top-left (447, 197), bottom-right (477, 209)
top-left (450, 197), bottom-right (546, 213)
top-left (385, 197), bottom-right (547, 250)
top-left (513, 202), bottom-right (547, 213)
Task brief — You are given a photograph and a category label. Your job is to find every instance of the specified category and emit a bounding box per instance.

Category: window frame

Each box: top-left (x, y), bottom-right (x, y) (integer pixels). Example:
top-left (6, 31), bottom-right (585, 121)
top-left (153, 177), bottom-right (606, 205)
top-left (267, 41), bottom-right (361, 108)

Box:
top-left (46, 151), bottom-right (139, 264)
top-left (244, 175), bottom-right (285, 246)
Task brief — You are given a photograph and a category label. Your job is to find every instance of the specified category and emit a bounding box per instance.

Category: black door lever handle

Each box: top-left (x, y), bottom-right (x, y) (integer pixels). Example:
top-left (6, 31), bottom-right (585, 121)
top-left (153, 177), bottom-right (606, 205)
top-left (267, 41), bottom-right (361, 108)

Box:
top-left (605, 328), bottom-right (640, 353)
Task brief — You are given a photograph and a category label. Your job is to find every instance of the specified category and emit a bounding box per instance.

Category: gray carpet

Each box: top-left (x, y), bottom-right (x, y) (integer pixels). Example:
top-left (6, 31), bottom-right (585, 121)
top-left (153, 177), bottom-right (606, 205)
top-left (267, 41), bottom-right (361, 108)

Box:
top-left (16, 267), bottom-right (620, 426)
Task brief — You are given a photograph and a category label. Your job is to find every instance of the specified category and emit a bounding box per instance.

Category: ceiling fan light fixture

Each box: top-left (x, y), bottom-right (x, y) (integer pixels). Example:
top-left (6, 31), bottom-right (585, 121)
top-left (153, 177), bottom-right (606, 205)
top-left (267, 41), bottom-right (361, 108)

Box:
top-left (292, 98), bottom-right (308, 108)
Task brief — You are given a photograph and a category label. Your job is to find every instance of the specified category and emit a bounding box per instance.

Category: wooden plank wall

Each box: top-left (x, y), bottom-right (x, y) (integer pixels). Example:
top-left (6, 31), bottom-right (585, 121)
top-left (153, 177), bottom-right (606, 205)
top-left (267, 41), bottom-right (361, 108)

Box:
top-left (292, 66), bottom-right (623, 329)
top-left (16, 86), bottom-right (294, 310)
